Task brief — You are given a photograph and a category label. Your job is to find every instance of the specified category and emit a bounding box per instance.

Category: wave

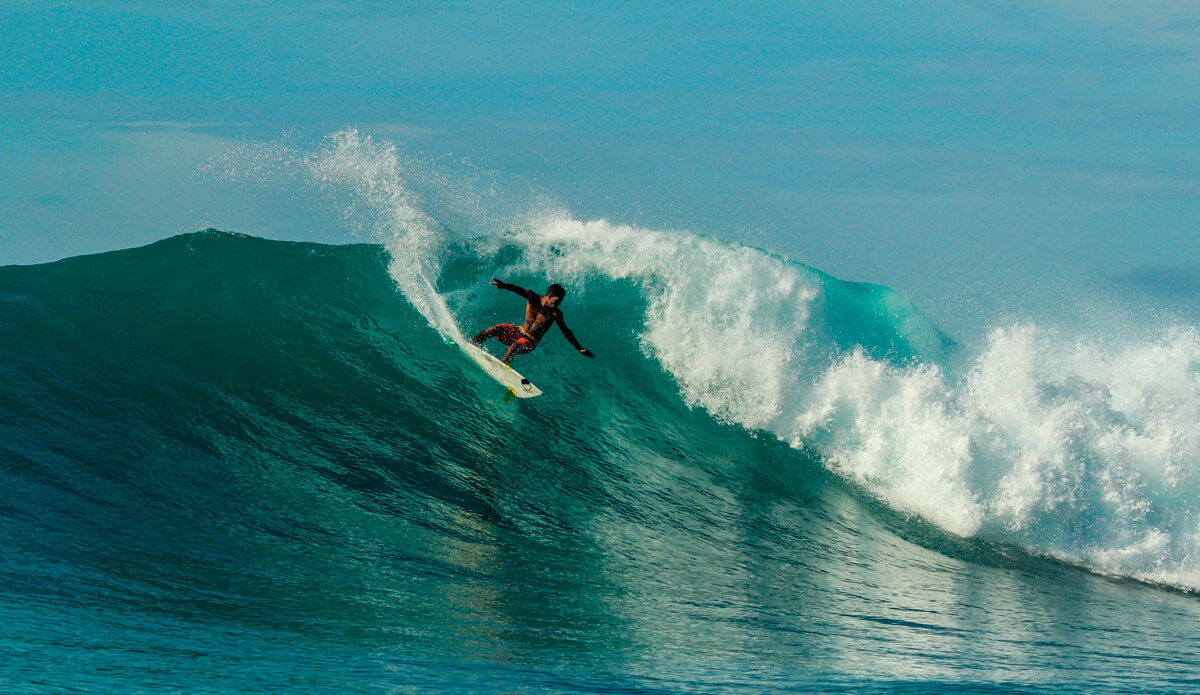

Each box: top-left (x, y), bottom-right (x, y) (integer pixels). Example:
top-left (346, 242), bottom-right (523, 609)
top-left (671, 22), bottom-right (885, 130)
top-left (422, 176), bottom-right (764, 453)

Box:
top-left (5, 129), bottom-right (1200, 599)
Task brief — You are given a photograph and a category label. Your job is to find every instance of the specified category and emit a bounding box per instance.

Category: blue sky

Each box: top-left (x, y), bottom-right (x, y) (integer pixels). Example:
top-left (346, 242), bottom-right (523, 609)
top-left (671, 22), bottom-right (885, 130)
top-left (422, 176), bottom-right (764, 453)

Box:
top-left (3, 1), bottom-right (1199, 330)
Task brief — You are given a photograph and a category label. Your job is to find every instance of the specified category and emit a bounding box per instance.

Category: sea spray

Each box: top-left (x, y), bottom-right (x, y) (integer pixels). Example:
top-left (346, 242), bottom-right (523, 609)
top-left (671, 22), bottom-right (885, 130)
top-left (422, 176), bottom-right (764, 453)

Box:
top-left (307, 130), bottom-right (464, 341)
top-left (214, 129), bottom-right (465, 341)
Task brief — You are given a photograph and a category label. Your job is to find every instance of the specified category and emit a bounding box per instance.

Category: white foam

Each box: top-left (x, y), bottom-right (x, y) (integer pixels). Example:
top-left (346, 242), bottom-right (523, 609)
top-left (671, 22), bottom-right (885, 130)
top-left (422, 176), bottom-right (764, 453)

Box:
top-left (789, 351), bottom-right (983, 535)
top-left (512, 214), bottom-right (820, 428)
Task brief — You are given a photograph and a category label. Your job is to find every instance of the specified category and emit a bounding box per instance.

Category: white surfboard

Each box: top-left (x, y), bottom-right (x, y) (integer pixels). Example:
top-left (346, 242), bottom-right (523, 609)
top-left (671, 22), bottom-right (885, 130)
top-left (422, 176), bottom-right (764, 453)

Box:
top-left (459, 341), bottom-right (543, 398)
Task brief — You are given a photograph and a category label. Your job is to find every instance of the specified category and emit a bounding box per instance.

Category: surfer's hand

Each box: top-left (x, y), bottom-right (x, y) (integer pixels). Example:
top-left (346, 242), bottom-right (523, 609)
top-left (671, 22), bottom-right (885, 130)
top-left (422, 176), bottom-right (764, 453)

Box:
top-left (490, 277), bottom-right (501, 288)
top-left (580, 348), bottom-right (595, 358)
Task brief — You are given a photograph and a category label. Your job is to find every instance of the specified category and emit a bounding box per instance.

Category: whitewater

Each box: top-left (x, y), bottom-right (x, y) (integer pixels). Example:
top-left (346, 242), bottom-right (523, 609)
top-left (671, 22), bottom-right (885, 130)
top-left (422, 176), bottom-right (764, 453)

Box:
top-left (3, 130), bottom-right (1200, 693)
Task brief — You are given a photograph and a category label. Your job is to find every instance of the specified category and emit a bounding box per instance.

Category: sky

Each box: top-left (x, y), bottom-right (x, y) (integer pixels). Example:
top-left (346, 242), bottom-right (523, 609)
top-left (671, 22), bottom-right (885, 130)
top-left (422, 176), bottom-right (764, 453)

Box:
top-left (2, 0), bottom-right (1200, 333)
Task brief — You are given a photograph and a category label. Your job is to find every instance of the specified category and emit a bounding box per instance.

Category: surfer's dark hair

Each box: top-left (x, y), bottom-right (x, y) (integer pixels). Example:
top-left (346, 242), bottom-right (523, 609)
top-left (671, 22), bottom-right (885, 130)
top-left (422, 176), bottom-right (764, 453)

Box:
top-left (547, 284), bottom-right (566, 298)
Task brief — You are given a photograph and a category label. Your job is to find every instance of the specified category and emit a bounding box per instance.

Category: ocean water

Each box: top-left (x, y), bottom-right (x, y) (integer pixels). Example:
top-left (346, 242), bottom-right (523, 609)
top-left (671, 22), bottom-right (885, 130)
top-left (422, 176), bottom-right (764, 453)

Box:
top-left (4, 132), bottom-right (1200, 693)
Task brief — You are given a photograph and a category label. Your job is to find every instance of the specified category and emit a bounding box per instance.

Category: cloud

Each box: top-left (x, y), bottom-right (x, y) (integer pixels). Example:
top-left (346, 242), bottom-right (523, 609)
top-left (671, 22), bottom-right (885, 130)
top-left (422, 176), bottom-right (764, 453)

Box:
top-left (364, 122), bottom-right (444, 139)
top-left (1051, 0), bottom-right (1200, 57)
top-left (1107, 264), bottom-right (1200, 296)
top-left (95, 121), bottom-right (249, 133)
top-left (36, 194), bottom-right (73, 207)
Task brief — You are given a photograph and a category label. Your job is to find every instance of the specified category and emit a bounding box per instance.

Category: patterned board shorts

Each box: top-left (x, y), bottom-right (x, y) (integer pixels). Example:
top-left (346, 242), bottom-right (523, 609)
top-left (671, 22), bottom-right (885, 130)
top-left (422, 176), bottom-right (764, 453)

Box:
top-left (495, 324), bottom-right (537, 354)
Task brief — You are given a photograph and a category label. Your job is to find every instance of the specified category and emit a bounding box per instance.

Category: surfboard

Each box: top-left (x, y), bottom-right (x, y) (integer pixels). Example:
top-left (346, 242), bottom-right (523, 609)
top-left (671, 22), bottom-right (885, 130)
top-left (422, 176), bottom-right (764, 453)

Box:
top-left (459, 341), bottom-right (543, 398)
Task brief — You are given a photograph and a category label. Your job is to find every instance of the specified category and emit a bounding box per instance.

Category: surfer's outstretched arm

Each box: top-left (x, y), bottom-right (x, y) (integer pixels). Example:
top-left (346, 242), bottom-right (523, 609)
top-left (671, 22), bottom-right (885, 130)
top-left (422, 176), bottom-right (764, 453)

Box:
top-left (556, 317), bottom-right (595, 358)
top-left (490, 277), bottom-right (539, 301)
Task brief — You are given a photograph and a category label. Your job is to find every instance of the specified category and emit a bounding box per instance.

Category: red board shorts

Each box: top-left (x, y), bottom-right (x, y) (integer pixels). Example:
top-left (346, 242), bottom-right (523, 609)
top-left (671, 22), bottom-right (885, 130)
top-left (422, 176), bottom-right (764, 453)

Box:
top-left (495, 324), bottom-right (537, 354)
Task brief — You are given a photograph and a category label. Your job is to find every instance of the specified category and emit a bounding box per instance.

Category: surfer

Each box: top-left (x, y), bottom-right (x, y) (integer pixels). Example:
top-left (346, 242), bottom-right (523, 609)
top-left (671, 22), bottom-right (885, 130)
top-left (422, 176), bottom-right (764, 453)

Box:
top-left (471, 278), bottom-right (596, 364)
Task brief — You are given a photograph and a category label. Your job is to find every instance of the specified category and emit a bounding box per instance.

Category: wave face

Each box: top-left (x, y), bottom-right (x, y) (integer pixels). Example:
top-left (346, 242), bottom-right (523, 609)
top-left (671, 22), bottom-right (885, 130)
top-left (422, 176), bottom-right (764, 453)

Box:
top-left (4, 132), bottom-right (1200, 693)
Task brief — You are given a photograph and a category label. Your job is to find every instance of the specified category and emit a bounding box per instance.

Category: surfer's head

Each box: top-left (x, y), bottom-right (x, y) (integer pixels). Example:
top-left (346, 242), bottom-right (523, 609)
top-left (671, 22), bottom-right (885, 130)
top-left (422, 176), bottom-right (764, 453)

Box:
top-left (546, 284), bottom-right (566, 307)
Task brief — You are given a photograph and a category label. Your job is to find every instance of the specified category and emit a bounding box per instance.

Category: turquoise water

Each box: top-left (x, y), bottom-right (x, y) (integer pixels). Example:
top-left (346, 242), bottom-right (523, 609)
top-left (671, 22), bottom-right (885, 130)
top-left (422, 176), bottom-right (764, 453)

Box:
top-left (6, 1), bottom-right (1200, 688)
top-left (3, 226), bottom-right (1200, 693)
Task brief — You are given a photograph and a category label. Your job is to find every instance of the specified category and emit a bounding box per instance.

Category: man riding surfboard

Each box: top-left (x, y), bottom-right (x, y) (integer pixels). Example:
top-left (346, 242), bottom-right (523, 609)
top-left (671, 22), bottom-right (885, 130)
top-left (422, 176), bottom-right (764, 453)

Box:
top-left (471, 278), bottom-right (595, 364)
